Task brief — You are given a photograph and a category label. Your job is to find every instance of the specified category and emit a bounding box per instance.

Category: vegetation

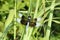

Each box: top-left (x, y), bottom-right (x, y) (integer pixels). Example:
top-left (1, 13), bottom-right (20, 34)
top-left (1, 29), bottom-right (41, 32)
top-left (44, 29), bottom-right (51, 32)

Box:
top-left (0, 0), bottom-right (60, 40)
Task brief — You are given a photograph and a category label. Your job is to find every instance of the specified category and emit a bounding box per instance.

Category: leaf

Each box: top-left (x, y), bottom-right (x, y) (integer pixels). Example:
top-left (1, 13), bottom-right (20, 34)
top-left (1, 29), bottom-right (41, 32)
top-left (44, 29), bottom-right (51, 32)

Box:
top-left (53, 20), bottom-right (60, 24)
top-left (1, 2), bottom-right (9, 11)
top-left (0, 21), bottom-right (4, 32)
top-left (17, 0), bottom-right (25, 10)
top-left (5, 9), bottom-right (15, 28)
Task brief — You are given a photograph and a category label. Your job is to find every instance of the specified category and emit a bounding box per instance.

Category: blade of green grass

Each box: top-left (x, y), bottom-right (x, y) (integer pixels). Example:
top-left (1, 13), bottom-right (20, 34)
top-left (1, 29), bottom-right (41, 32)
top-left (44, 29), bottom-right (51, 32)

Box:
top-left (44, 0), bottom-right (56, 40)
top-left (34, 0), bottom-right (40, 19)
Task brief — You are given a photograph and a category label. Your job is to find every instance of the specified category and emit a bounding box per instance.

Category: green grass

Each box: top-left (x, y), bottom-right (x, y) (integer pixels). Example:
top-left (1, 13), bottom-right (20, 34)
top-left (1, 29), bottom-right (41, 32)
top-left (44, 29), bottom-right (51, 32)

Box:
top-left (0, 0), bottom-right (60, 40)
